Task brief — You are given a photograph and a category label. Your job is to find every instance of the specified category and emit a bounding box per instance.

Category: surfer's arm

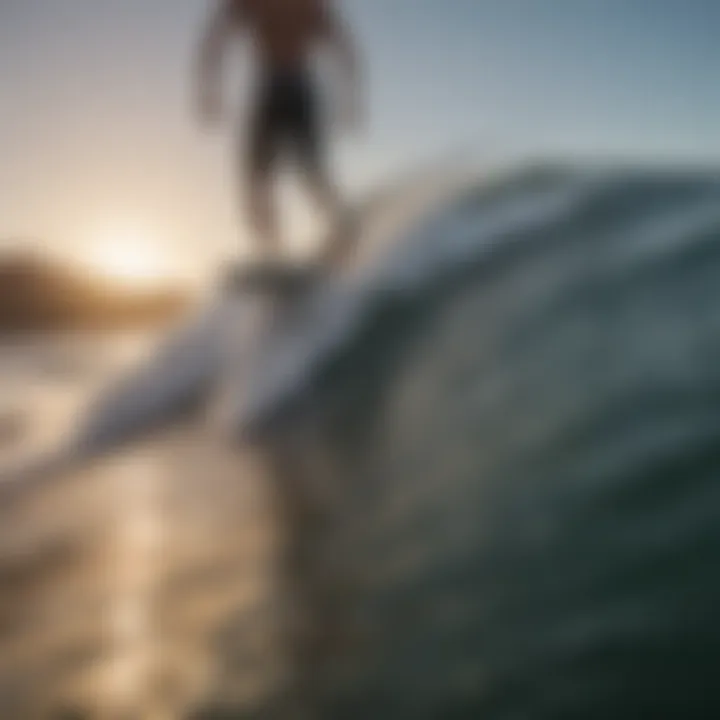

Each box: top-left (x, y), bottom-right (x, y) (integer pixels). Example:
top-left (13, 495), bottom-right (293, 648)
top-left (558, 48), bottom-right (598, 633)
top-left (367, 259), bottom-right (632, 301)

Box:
top-left (196, 0), bottom-right (237, 125)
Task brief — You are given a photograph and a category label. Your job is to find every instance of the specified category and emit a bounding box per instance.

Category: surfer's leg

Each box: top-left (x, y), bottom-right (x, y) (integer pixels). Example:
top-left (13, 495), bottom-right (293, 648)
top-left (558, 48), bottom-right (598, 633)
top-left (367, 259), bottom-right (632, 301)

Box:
top-left (289, 75), bottom-right (354, 263)
top-left (245, 79), bottom-right (283, 260)
top-left (246, 174), bottom-right (280, 259)
top-left (302, 148), bottom-right (357, 267)
top-left (308, 176), bottom-right (357, 267)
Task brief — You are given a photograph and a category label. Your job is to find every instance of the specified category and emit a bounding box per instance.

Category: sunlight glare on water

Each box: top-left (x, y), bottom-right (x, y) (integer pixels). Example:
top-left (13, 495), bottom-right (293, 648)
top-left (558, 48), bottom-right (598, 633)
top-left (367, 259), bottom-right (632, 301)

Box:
top-left (104, 454), bottom-right (167, 716)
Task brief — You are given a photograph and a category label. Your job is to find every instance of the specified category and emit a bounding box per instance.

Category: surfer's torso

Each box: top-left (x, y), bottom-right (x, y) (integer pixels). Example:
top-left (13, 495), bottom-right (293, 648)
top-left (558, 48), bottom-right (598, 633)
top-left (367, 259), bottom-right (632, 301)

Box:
top-left (230, 0), bottom-right (329, 71)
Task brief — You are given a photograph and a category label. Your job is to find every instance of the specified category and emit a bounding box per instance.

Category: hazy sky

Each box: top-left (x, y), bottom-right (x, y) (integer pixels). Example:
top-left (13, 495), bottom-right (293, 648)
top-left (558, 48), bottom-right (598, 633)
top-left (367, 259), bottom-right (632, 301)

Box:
top-left (0, 0), bottom-right (717, 276)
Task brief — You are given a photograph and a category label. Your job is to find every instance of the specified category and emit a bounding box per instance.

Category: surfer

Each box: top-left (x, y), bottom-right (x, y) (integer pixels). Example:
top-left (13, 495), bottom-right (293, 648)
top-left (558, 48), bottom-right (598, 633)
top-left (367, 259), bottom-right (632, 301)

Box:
top-left (196, 0), bottom-right (363, 266)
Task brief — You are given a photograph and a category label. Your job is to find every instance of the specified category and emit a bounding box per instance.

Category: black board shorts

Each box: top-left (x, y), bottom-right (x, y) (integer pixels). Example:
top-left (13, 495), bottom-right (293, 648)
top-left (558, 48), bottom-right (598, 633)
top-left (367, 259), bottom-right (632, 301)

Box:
top-left (246, 69), bottom-right (323, 180)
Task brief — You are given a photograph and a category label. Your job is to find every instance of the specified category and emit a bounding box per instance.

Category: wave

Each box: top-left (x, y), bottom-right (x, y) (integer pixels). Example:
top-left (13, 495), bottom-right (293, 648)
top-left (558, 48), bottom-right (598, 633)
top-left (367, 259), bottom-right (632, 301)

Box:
top-left (3, 162), bottom-right (720, 490)
top-left (238, 164), bottom-right (720, 436)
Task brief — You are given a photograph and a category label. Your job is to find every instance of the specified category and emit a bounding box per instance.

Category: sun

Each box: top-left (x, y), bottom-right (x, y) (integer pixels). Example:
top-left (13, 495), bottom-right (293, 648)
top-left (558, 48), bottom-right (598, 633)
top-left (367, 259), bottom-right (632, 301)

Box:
top-left (81, 227), bottom-right (171, 287)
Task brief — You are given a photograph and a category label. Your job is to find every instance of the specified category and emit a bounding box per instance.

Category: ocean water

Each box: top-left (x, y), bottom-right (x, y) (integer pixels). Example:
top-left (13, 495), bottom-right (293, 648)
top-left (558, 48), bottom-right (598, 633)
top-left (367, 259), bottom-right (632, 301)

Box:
top-left (2, 163), bottom-right (720, 718)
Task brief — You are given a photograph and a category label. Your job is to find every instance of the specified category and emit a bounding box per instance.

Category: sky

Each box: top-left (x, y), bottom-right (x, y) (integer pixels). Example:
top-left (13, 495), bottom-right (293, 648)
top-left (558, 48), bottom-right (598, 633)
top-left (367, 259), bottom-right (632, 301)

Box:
top-left (0, 0), bottom-right (718, 280)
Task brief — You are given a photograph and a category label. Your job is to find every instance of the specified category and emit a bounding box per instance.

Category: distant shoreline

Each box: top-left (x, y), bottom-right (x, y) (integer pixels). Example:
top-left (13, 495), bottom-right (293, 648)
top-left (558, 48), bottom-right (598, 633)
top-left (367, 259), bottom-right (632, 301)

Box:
top-left (0, 249), bottom-right (192, 335)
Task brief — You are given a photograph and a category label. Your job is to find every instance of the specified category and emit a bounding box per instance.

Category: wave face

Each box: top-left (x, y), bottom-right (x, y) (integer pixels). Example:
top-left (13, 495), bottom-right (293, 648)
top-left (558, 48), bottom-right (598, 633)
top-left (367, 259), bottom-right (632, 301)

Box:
top-left (257, 164), bottom-right (720, 719)
top-left (241, 164), bottom-right (720, 434)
